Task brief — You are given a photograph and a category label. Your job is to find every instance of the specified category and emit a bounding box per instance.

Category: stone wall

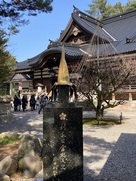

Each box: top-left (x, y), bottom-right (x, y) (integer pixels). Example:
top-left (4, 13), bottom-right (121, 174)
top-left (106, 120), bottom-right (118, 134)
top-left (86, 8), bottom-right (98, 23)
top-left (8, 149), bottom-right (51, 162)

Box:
top-left (108, 101), bottom-right (136, 112)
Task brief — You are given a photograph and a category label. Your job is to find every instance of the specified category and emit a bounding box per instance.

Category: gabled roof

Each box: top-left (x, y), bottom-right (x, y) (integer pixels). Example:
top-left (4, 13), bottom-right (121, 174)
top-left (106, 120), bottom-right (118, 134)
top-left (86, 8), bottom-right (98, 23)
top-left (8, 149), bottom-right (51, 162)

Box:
top-left (12, 73), bottom-right (32, 82)
top-left (16, 7), bottom-right (136, 71)
top-left (58, 6), bottom-right (114, 42)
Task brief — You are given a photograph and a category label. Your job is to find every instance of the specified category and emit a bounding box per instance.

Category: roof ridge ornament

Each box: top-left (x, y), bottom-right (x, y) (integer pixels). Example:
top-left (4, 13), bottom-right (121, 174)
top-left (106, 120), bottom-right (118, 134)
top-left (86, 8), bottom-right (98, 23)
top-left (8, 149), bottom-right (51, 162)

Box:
top-left (73, 5), bottom-right (79, 13)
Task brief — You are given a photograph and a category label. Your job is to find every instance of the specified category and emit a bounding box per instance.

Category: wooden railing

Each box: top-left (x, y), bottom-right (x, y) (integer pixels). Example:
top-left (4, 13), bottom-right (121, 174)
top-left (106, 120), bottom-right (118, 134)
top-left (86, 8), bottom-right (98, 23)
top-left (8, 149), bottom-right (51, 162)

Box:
top-left (109, 85), bottom-right (136, 93)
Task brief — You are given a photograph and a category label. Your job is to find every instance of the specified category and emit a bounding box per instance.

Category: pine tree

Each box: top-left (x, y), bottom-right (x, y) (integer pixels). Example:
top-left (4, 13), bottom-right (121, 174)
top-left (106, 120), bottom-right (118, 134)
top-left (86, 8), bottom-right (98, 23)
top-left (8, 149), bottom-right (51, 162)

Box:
top-left (86, 0), bottom-right (136, 19)
top-left (0, 30), bottom-right (15, 95)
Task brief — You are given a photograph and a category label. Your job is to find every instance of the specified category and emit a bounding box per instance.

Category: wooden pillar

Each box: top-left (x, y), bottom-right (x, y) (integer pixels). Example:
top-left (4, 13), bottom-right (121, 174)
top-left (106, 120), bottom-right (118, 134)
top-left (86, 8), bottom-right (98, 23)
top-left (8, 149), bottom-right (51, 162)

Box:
top-left (129, 92), bottom-right (132, 101)
top-left (129, 85), bottom-right (132, 101)
top-left (112, 93), bottom-right (115, 101)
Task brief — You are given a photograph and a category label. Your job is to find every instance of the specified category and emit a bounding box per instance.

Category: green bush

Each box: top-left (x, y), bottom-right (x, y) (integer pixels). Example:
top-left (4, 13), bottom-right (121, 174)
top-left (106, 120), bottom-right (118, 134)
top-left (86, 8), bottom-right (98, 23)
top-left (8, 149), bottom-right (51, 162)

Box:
top-left (83, 118), bottom-right (121, 126)
top-left (0, 83), bottom-right (10, 95)
top-left (0, 135), bottom-right (20, 146)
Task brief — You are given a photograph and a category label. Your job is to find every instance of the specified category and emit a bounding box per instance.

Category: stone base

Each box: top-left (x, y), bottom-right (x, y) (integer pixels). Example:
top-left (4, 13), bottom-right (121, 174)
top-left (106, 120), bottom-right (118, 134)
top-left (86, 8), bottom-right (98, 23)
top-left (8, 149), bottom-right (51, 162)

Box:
top-left (43, 105), bottom-right (83, 181)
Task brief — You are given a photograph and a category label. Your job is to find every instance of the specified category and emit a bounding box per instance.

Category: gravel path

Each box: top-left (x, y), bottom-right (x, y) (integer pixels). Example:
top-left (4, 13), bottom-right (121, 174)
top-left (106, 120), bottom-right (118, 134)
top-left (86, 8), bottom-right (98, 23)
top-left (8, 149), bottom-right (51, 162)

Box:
top-left (0, 110), bottom-right (43, 137)
top-left (0, 110), bottom-right (136, 181)
top-left (83, 111), bottom-right (136, 181)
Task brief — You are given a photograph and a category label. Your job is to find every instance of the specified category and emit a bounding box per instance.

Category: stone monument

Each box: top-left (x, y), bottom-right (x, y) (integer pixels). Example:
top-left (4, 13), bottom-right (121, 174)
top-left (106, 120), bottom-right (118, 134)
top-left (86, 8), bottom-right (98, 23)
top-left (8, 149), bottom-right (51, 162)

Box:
top-left (43, 46), bottom-right (83, 181)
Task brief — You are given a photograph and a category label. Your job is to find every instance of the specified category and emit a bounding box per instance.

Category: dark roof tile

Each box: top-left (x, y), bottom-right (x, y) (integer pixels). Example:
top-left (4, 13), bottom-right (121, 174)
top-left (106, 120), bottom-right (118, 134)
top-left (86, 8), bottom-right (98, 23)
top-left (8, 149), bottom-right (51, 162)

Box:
top-left (15, 60), bottom-right (31, 70)
top-left (16, 43), bottom-right (83, 70)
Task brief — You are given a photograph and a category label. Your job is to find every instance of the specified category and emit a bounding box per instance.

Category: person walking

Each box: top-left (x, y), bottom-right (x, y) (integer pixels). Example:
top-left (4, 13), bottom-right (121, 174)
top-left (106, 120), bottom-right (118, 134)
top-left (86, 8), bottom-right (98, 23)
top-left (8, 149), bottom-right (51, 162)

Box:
top-left (17, 96), bottom-right (21, 111)
top-left (30, 95), bottom-right (36, 111)
top-left (13, 95), bottom-right (19, 111)
top-left (38, 94), bottom-right (48, 114)
top-left (35, 95), bottom-right (40, 109)
top-left (22, 95), bottom-right (28, 112)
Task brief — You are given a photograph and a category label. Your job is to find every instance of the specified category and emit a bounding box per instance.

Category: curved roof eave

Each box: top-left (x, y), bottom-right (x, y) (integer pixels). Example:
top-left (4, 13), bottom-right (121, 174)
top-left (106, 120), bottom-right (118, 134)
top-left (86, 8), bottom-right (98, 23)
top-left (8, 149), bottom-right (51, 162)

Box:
top-left (31, 44), bottom-right (83, 67)
top-left (15, 60), bottom-right (31, 71)
top-left (16, 43), bottom-right (83, 70)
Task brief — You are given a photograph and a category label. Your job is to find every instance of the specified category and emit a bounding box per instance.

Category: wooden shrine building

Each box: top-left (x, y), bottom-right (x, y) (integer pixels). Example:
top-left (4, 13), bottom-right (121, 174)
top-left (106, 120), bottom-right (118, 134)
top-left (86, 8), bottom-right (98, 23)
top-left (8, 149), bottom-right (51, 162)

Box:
top-left (11, 7), bottom-right (136, 102)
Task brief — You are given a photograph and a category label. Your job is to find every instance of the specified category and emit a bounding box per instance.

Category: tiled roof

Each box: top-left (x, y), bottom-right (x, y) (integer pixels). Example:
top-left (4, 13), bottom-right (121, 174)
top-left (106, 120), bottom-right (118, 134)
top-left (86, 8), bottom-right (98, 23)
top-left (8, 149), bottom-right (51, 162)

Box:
top-left (12, 73), bottom-right (32, 82)
top-left (102, 10), bottom-right (136, 54)
top-left (73, 8), bottom-right (136, 56)
top-left (48, 43), bottom-right (83, 57)
top-left (16, 8), bottom-right (136, 71)
top-left (72, 9), bottom-right (114, 42)
top-left (16, 43), bottom-right (83, 70)
top-left (16, 60), bottom-right (31, 71)
top-left (102, 10), bottom-right (136, 40)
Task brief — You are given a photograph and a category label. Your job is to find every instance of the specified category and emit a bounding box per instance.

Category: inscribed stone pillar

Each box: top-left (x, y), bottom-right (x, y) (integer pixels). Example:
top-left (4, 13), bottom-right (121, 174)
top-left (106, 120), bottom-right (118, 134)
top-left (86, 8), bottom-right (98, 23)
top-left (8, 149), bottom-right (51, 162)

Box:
top-left (43, 105), bottom-right (83, 181)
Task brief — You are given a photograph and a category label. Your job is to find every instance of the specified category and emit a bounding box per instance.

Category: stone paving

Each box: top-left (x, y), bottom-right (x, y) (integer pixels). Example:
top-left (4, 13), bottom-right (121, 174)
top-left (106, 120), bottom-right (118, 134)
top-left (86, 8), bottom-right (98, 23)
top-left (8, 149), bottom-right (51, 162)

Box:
top-left (0, 109), bottom-right (136, 181)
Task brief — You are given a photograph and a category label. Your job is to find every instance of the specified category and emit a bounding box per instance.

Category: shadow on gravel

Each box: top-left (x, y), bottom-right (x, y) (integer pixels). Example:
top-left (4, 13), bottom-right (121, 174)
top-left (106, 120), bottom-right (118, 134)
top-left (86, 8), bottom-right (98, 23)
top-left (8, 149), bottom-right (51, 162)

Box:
top-left (0, 110), bottom-right (43, 137)
top-left (96, 133), bottom-right (136, 181)
top-left (83, 134), bottom-right (115, 181)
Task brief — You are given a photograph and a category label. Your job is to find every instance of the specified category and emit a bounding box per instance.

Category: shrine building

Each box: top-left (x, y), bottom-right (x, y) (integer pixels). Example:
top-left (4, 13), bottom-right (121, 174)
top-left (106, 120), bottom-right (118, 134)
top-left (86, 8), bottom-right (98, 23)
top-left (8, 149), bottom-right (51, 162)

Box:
top-left (11, 7), bottom-right (136, 103)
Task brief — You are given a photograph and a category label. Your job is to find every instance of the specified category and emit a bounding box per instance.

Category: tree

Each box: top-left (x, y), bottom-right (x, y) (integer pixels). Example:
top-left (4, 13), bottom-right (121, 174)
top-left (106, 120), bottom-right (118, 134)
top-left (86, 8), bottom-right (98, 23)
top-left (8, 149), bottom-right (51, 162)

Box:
top-left (0, 1), bottom-right (53, 95)
top-left (86, 0), bottom-right (136, 19)
top-left (125, 0), bottom-right (136, 11)
top-left (0, 30), bottom-right (16, 95)
top-left (78, 56), bottom-right (134, 124)
top-left (102, 2), bottom-right (124, 19)
top-left (0, 0), bottom-right (53, 35)
top-left (73, 27), bottom-right (136, 124)
top-left (0, 0), bottom-right (53, 21)
top-left (86, 0), bottom-right (107, 19)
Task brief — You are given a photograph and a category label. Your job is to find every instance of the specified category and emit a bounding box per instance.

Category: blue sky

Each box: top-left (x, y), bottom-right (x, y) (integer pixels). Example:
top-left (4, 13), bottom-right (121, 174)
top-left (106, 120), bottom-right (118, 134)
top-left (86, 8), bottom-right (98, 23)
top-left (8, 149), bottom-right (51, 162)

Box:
top-left (8, 0), bottom-right (128, 62)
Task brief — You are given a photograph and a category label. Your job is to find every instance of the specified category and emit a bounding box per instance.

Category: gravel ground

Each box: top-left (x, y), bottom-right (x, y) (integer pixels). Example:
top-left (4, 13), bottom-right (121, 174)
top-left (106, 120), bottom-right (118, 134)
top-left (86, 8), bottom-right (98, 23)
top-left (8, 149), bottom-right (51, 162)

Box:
top-left (83, 111), bottom-right (136, 181)
top-left (0, 110), bottom-right (43, 137)
top-left (0, 110), bottom-right (136, 181)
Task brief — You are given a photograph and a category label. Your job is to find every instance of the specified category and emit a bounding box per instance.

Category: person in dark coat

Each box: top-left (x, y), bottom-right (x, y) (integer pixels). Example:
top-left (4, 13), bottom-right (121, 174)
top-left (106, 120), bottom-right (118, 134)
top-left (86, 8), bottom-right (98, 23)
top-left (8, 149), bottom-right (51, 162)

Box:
top-left (17, 96), bottom-right (21, 111)
top-left (38, 94), bottom-right (48, 114)
top-left (22, 95), bottom-right (28, 112)
top-left (36, 96), bottom-right (40, 109)
top-left (13, 95), bottom-right (19, 111)
top-left (30, 95), bottom-right (36, 111)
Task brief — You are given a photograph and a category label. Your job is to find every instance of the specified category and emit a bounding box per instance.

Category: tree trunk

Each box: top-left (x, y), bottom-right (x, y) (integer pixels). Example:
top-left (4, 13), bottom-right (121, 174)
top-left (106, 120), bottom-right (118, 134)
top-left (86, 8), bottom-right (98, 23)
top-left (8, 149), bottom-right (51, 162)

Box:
top-left (96, 93), bottom-right (103, 124)
top-left (96, 110), bottom-right (102, 125)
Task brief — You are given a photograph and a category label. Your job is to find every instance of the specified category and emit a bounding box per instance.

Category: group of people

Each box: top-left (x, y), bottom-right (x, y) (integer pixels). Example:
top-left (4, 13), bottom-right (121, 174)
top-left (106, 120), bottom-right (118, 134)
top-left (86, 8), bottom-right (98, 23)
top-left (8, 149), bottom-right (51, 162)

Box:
top-left (13, 84), bottom-right (78, 113)
top-left (13, 93), bottom-right (48, 113)
top-left (13, 94), bottom-right (28, 112)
